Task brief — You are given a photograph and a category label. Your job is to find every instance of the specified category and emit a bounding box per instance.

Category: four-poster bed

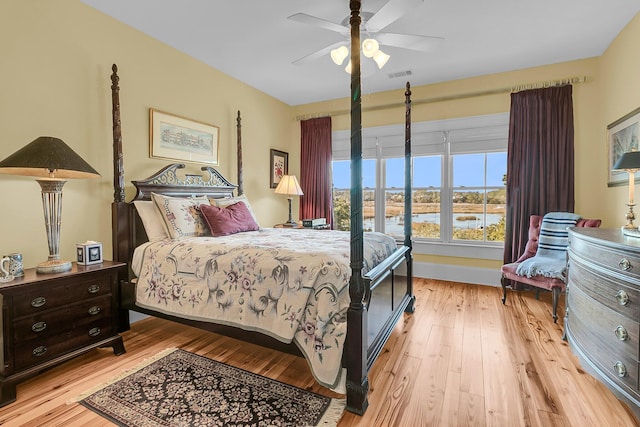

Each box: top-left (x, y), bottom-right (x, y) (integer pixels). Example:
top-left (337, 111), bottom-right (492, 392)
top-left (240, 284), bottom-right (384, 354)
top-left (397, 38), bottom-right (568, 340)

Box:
top-left (110, 1), bottom-right (414, 415)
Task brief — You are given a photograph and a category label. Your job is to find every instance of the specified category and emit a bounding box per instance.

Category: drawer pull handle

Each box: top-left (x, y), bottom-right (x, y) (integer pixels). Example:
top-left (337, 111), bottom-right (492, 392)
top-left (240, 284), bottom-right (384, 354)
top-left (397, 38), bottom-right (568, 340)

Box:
top-left (33, 346), bottom-right (47, 357)
top-left (616, 290), bottom-right (630, 306)
top-left (31, 321), bottom-right (47, 333)
top-left (87, 284), bottom-right (100, 294)
top-left (89, 327), bottom-right (101, 337)
top-left (614, 361), bottom-right (628, 378)
top-left (31, 296), bottom-right (46, 308)
top-left (615, 325), bottom-right (629, 341)
top-left (619, 258), bottom-right (632, 271)
top-left (88, 306), bottom-right (101, 316)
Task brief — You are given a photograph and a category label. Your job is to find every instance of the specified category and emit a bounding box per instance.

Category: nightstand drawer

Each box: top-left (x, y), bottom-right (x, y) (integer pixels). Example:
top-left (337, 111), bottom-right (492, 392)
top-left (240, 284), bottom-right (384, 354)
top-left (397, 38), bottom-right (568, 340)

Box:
top-left (14, 316), bottom-right (113, 370)
top-left (13, 295), bottom-right (112, 342)
top-left (12, 276), bottom-right (111, 317)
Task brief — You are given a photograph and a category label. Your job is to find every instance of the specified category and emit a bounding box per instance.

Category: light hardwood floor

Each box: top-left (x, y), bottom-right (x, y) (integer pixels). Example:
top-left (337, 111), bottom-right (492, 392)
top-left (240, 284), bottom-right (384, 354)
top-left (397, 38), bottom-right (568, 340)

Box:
top-left (1, 278), bottom-right (639, 426)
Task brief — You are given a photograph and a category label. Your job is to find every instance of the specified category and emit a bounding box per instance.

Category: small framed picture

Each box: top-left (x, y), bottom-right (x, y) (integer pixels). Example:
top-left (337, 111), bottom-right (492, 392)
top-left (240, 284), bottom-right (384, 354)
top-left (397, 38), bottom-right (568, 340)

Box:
top-left (270, 149), bottom-right (288, 188)
top-left (77, 242), bottom-right (103, 265)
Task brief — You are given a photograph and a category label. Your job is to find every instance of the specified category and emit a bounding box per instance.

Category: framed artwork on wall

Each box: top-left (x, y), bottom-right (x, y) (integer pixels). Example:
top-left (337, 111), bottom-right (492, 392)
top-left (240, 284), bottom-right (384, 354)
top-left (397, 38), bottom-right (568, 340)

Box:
top-left (270, 149), bottom-right (288, 188)
top-left (608, 106), bottom-right (640, 186)
top-left (150, 109), bottom-right (219, 165)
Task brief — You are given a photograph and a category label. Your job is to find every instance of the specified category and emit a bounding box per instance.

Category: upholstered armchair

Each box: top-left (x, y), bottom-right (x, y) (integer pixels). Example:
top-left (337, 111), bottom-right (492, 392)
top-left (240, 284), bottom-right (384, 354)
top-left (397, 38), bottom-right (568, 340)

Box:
top-left (500, 215), bottom-right (601, 322)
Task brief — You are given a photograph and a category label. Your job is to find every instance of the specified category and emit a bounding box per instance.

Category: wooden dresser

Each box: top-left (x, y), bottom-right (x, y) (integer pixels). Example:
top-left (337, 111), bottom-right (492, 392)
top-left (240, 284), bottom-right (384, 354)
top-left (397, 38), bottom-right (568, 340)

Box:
top-left (0, 261), bottom-right (126, 407)
top-left (566, 228), bottom-right (640, 418)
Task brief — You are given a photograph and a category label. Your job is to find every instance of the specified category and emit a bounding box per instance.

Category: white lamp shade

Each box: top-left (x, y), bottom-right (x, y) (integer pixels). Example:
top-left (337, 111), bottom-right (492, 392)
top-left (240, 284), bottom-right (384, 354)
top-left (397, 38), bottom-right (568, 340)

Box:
top-left (330, 46), bottom-right (349, 65)
top-left (345, 60), bottom-right (352, 74)
top-left (274, 175), bottom-right (303, 196)
top-left (362, 38), bottom-right (379, 58)
top-left (373, 50), bottom-right (390, 69)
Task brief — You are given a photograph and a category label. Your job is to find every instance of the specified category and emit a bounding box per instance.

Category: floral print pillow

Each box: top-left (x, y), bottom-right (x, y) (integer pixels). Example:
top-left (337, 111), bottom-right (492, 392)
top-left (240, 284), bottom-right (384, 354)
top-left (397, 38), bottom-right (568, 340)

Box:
top-left (151, 193), bottom-right (210, 239)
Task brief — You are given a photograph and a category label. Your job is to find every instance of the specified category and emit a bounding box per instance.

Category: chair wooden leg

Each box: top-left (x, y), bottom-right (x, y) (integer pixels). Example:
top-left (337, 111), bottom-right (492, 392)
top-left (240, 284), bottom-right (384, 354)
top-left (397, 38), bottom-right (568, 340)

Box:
top-left (552, 287), bottom-right (560, 323)
top-left (500, 275), bottom-right (507, 304)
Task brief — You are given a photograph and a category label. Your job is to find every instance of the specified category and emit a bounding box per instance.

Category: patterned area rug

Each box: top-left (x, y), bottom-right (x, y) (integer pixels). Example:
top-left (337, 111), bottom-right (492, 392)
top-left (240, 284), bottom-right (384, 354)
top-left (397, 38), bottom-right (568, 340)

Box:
top-left (74, 348), bottom-right (345, 426)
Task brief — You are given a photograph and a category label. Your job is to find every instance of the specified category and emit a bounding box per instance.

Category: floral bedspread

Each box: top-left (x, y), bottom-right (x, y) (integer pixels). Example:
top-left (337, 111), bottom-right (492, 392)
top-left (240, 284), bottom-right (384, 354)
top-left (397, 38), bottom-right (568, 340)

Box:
top-left (132, 228), bottom-right (398, 392)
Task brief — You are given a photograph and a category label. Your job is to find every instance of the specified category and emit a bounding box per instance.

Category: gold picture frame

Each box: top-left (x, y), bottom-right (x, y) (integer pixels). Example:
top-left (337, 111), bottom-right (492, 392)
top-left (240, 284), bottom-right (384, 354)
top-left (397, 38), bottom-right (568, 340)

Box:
top-left (608, 106), bottom-right (640, 186)
top-left (150, 109), bottom-right (219, 165)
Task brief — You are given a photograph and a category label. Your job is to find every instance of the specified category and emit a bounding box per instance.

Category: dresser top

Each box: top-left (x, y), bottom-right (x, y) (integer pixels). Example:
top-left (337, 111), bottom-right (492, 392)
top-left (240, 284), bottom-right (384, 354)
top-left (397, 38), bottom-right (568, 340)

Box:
top-left (570, 227), bottom-right (640, 252)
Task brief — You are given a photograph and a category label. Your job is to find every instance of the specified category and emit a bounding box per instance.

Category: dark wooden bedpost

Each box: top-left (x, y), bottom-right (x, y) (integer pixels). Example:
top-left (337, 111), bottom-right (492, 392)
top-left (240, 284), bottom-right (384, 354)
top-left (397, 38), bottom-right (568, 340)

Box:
top-left (110, 63), bottom-right (131, 332)
top-left (404, 82), bottom-right (416, 313)
top-left (346, 0), bottom-right (368, 415)
top-left (236, 110), bottom-right (243, 196)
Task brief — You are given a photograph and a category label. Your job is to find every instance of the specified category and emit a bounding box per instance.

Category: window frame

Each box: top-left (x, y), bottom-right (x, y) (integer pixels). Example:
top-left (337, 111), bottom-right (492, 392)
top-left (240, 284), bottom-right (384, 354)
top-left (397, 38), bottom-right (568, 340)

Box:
top-left (332, 113), bottom-right (508, 260)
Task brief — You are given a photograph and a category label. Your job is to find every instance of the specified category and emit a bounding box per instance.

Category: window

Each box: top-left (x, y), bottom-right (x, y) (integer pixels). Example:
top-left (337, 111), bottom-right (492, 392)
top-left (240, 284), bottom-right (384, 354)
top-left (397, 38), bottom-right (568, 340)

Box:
top-left (331, 113), bottom-right (508, 259)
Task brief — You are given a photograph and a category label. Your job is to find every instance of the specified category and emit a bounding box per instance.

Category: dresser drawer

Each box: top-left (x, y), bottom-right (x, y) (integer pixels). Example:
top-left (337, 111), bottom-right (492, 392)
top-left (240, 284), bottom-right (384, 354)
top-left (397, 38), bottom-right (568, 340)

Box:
top-left (570, 235), bottom-right (640, 281)
top-left (11, 275), bottom-right (111, 317)
top-left (12, 295), bottom-right (112, 343)
top-left (569, 255), bottom-right (640, 321)
top-left (568, 285), bottom-right (639, 392)
top-left (13, 316), bottom-right (113, 370)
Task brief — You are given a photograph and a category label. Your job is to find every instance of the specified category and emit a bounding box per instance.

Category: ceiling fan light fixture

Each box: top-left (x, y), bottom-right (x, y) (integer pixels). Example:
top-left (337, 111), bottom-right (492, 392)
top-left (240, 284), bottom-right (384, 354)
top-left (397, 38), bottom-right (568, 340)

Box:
top-left (362, 38), bottom-right (379, 58)
top-left (345, 59), bottom-right (352, 74)
top-left (330, 45), bottom-right (349, 65)
top-left (373, 49), bottom-right (390, 69)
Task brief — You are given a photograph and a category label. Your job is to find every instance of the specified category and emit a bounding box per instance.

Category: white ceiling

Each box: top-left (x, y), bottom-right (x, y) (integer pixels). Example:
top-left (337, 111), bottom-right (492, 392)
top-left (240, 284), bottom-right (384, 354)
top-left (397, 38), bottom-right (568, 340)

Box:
top-left (80, 0), bottom-right (640, 106)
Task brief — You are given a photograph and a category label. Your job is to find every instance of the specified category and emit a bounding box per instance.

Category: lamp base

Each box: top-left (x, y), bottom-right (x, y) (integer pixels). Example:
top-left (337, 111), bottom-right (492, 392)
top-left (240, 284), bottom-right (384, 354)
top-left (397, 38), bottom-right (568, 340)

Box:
top-left (36, 259), bottom-right (72, 274)
top-left (622, 227), bottom-right (640, 238)
top-left (622, 203), bottom-right (637, 230)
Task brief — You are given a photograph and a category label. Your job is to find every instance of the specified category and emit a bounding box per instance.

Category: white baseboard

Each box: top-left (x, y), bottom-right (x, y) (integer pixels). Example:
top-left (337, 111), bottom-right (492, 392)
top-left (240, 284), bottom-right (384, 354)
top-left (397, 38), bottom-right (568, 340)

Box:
top-left (413, 261), bottom-right (501, 287)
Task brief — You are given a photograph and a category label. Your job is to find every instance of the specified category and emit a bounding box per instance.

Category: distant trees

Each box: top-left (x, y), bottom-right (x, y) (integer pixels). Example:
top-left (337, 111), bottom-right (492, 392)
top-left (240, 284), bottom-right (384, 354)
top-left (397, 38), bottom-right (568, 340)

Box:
top-left (332, 188), bottom-right (506, 242)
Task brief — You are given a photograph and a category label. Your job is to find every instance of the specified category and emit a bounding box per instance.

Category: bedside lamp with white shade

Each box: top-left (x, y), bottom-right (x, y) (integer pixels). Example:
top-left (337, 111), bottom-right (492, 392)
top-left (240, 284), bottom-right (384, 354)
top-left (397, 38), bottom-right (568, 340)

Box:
top-left (274, 175), bottom-right (303, 227)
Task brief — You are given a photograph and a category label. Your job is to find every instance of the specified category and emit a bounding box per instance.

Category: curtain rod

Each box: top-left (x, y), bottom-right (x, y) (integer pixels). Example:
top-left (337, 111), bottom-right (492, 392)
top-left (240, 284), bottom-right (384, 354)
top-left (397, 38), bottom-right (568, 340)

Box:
top-left (295, 75), bottom-right (588, 121)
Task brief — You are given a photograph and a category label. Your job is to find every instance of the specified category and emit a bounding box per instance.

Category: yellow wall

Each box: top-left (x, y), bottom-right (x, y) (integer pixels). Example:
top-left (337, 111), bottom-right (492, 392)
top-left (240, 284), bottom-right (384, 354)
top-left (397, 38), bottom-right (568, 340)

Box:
top-left (0, 0), bottom-right (638, 274)
top-left (0, 0), bottom-right (297, 268)
top-left (599, 13), bottom-right (640, 228)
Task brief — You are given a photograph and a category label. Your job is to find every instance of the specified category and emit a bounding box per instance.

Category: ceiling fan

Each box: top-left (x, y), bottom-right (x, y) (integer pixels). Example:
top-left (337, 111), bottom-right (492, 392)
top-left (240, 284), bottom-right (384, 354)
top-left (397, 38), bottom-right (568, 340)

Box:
top-left (288, 0), bottom-right (443, 71)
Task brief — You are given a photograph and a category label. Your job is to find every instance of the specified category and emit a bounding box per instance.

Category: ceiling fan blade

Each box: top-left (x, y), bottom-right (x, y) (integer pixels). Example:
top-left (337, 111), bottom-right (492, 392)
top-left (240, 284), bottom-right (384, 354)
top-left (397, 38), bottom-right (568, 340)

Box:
top-left (292, 41), bottom-right (346, 65)
top-left (376, 32), bottom-right (444, 52)
top-left (287, 13), bottom-right (349, 35)
top-left (365, 0), bottom-right (424, 32)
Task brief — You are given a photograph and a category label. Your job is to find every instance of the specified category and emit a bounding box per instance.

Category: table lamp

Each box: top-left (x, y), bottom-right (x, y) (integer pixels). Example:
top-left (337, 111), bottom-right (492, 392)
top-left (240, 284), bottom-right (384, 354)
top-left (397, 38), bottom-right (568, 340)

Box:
top-left (274, 175), bottom-right (303, 227)
top-left (613, 149), bottom-right (640, 236)
top-left (0, 136), bottom-right (100, 273)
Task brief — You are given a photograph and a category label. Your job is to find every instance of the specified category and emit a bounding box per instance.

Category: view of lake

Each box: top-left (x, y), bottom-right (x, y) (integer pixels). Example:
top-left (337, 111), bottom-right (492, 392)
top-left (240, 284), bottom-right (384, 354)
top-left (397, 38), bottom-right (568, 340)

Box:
top-left (382, 212), bottom-right (504, 236)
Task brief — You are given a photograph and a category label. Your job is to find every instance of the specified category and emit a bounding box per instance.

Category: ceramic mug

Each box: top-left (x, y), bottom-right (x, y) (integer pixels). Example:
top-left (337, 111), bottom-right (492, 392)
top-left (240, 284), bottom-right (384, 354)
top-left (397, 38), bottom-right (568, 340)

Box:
top-left (1, 253), bottom-right (24, 278)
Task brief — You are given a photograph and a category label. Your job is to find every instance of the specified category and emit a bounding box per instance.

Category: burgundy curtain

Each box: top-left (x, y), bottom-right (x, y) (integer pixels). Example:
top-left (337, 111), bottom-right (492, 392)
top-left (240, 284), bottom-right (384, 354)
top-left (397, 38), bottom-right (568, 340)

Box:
top-left (300, 116), bottom-right (333, 226)
top-left (504, 85), bottom-right (575, 265)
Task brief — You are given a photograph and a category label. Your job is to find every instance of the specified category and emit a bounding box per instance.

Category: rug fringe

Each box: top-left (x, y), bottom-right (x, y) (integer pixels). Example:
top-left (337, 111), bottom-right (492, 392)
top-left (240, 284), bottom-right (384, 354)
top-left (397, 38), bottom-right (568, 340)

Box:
top-left (67, 347), bottom-right (178, 404)
top-left (316, 398), bottom-right (346, 426)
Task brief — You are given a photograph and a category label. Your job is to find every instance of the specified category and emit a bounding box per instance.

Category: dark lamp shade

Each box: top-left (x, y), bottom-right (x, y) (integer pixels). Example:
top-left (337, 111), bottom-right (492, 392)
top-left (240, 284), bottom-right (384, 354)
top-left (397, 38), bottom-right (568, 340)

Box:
top-left (613, 150), bottom-right (640, 171)
top-left (0, 136), bottom-right (100, 179)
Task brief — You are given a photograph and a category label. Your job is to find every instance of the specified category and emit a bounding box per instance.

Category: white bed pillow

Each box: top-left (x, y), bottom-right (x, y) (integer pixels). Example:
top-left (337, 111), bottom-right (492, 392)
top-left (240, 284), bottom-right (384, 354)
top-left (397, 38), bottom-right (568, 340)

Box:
top-left (151, 193), bottom-right (211, 239)
top-left (210, 194), bottom-right (260, 227)
top-left (133, 200), bottom-right (170, 241)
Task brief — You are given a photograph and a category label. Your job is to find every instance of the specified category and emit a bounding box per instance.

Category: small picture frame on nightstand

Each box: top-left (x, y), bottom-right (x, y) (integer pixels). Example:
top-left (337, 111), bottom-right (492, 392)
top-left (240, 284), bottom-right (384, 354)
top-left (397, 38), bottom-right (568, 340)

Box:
top-left (77, 242), bottom-right (103, 265)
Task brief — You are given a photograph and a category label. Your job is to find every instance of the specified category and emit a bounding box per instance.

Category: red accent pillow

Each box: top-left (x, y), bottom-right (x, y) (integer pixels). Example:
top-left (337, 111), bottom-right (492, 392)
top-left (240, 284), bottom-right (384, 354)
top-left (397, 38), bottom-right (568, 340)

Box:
top-left (199, 202), bottom-right (259, 236)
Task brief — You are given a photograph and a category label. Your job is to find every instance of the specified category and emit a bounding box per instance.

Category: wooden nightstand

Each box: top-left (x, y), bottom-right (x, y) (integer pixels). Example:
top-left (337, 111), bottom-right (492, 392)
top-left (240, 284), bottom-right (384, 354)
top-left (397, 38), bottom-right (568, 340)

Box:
top-left (0, 261), bottom-right (126, 407)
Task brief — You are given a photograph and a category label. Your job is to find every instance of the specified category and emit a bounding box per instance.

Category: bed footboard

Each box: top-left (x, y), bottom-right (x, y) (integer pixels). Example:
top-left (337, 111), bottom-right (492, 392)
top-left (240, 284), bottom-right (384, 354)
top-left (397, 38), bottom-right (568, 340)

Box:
top-left (346, 244), bottom-right (414, 414)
